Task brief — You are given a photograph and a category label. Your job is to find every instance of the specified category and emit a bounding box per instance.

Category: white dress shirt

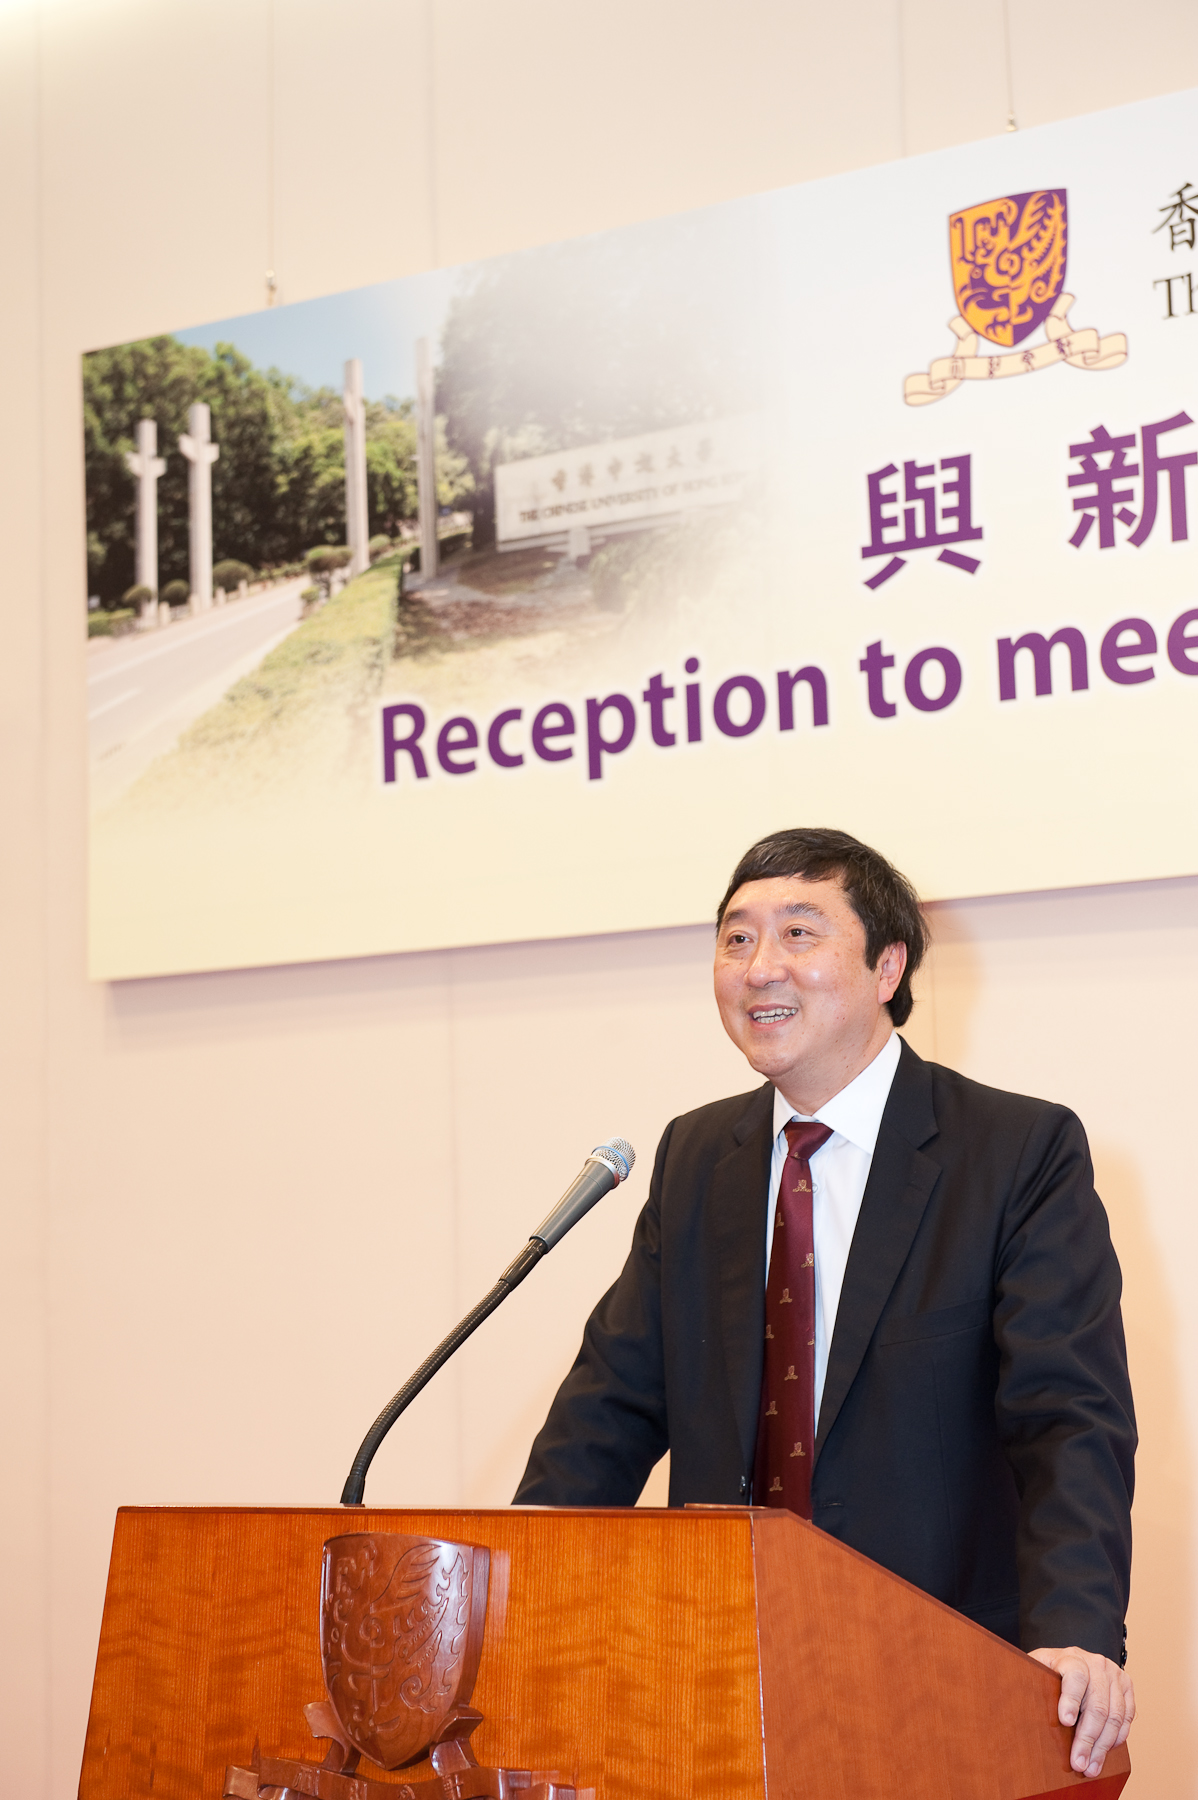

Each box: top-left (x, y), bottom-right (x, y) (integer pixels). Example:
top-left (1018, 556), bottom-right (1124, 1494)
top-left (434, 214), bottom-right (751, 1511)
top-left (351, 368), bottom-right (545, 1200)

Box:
top-left (767, 1030), bottom-right (901, 1427)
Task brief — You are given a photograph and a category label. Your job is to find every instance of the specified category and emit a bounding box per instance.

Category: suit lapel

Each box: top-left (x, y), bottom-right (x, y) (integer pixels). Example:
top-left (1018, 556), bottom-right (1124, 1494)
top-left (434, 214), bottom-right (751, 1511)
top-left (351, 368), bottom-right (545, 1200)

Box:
top-left (709, 1084), bottom-right (775, 1470)
top-left (814, 1040), bottom-right (941, 1460)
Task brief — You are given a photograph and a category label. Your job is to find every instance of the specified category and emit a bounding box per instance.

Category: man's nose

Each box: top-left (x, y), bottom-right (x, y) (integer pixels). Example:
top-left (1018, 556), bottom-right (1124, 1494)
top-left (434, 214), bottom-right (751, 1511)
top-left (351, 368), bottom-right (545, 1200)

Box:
top-left (746, 938), bottom-right (785, 985)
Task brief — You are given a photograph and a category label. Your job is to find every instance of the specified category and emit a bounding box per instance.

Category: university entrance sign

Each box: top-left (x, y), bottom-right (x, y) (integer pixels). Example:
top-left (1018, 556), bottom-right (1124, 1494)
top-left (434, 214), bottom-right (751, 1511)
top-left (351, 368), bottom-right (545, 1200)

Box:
top-left (494, 414), bottom-right (762, 548)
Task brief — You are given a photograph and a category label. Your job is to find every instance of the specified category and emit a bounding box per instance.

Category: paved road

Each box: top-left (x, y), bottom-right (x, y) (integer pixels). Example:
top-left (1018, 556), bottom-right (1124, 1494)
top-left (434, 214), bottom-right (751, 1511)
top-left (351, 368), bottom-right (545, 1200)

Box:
top-left (88, 580), bottom-right (306, 809)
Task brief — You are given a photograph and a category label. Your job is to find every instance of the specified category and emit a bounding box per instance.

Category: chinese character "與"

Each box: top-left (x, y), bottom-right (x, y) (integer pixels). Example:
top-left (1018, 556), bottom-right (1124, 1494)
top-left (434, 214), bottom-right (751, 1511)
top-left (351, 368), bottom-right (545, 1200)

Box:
top-left (1068, 412), bottom-right (1197, 549)
top-left (860, 455), bottom-right (983, 587)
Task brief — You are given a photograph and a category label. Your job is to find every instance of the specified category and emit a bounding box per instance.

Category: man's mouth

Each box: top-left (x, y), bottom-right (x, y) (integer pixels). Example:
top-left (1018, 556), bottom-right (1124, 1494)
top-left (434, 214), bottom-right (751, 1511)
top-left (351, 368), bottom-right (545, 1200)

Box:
top-left (748, 1006), bottom-right (798, 1024)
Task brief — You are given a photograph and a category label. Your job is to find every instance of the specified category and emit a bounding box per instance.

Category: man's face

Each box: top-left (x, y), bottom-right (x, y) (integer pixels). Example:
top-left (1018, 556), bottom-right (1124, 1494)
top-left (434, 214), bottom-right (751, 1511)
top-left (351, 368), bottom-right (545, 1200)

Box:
top-left (713, 874), bottom-right (906, 1108)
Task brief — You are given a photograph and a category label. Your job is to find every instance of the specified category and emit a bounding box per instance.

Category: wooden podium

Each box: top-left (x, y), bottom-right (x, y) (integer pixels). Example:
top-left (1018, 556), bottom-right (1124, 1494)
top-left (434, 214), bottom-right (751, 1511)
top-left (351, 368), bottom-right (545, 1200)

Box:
top-left (79, 1505), bottom-right (1130, 1800)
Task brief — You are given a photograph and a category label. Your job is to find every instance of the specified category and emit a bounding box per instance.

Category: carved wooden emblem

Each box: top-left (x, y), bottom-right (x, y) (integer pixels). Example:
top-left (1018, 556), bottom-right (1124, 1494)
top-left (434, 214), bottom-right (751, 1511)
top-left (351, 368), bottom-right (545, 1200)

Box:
top-left (224, 1531), bottom-right (593, 1800)
top-left (321, 1532), bottom-right (488, 1769)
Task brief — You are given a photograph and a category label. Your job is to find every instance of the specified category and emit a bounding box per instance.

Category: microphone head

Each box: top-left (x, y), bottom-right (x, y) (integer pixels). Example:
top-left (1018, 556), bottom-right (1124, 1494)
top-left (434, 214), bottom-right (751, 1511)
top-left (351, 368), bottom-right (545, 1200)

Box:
top-left (589, 1138), bottom-right (635, 1184)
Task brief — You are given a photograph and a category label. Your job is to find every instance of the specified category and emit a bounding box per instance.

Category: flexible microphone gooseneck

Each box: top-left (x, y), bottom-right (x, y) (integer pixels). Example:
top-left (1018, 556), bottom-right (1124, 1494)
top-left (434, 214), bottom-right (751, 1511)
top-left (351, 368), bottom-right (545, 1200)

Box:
top-left (339, 1137), bottom-right (636, 1506)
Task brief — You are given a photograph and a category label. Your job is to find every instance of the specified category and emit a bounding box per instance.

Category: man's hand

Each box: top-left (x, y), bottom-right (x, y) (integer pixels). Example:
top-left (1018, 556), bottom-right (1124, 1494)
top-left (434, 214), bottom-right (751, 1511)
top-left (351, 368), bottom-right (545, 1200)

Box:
top-left (1029, 1647), bottom-right (1135, 1777)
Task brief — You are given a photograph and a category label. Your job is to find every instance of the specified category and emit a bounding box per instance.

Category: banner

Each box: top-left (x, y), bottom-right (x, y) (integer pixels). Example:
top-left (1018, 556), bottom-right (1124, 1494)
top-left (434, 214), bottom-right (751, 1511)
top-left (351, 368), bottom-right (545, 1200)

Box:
top-left (85, 89), bottom-right (1198, 978)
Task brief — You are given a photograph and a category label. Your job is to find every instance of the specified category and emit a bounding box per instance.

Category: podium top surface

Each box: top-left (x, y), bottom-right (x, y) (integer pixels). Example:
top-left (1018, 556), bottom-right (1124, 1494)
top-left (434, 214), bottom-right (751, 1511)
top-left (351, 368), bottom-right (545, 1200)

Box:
top-left (81, 1504), bottom-right (1129, 1800)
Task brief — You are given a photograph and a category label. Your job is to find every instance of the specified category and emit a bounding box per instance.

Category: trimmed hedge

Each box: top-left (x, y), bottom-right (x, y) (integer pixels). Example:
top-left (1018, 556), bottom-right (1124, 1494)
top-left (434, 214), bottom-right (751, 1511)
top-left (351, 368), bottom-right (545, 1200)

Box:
top-left (213, 559), bottom-right (254, 591)
top-left (89, 608), bottom-right (136, 638)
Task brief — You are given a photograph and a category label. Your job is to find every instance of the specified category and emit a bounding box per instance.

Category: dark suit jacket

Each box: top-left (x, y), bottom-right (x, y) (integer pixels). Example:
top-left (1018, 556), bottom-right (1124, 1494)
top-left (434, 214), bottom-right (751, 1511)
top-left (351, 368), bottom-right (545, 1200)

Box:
top-left (515, 1040), bottom-right (1135, 1660)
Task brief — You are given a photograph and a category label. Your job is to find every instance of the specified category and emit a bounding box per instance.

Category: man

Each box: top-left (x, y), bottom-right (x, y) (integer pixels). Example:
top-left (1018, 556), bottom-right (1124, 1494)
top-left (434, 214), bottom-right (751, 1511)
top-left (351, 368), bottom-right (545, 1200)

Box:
top-left (515, 828), bottom-right (1136, 1778)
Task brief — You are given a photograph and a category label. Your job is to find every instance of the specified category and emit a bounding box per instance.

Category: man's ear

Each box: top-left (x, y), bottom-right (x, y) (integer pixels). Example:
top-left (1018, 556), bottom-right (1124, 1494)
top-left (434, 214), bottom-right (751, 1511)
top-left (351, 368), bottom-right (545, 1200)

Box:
top-left (876, 941), bottom-right (908, 1003)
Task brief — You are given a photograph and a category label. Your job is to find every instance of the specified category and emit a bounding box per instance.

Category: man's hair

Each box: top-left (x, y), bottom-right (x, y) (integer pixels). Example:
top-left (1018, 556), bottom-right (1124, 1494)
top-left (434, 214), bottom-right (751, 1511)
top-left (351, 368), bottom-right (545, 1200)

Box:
top-left (715, 827), bottom-right (930, 1027)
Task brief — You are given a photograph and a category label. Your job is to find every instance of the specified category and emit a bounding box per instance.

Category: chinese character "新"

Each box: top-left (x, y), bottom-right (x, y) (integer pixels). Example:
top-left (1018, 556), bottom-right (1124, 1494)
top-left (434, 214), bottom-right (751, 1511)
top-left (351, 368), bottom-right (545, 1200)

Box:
top-left (1068, 412), bottom-right (1197, 549)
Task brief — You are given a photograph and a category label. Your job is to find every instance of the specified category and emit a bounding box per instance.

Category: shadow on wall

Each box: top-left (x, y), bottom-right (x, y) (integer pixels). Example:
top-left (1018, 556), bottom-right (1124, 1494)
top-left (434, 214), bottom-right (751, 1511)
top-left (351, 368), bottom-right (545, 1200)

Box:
top-left (1090, 1142), bottom-right (1196, 1795)
top-left (916, 896), bottom-right (981, 1075)
top-left (915, 878), bottom-right (1198, 1797)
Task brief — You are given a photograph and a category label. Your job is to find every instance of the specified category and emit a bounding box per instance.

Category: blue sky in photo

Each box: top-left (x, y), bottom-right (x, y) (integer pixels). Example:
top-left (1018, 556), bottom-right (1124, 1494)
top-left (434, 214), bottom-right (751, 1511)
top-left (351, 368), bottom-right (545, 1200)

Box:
top-left (174, 263), bottom-right (463, 400)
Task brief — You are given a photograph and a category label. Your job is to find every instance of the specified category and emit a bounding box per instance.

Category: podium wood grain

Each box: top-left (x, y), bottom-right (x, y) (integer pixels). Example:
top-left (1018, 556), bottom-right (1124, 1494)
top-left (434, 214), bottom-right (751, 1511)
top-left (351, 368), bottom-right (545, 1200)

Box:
top-left (79, 1505), bottom-right (1130, 1800)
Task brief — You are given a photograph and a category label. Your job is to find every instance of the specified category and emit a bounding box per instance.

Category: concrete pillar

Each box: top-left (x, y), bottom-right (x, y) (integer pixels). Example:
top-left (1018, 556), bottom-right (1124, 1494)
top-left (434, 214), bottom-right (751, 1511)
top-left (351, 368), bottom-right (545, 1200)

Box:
top-left (123, 419), bottom-right (166, 620)
top-left (178, 402), bottom-right (220, 610)
top-left (343, 357), bottom-right (369, 578)
top-left (415, 337), bottom-right (439, 581)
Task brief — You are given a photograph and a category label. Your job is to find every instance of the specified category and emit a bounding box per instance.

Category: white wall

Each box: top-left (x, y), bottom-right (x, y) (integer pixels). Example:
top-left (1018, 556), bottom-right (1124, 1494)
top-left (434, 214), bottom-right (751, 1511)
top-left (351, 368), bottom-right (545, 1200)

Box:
top-left (2, 2), bottom-right (1196, 1795)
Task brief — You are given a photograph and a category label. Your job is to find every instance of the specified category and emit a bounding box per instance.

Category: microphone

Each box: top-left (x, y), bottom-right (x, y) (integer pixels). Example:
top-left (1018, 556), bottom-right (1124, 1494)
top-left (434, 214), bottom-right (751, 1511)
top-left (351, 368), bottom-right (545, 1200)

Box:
top-left (339, 1137), bottom-right (636, 1506)
top-left (529, 1137), bottom-right (635, 1248)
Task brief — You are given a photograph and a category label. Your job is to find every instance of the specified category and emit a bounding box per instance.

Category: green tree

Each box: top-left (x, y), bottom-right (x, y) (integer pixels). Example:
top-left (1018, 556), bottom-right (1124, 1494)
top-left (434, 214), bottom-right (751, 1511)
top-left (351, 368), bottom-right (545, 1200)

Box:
top-left (433, 416), bottom-right (474, 513)
top-left (277, 408), bottom-right (347, 552)
top-left (364, 401), bottom-right (418, 537)
top-left (436, 207), bottom-right (765, 547)
top-left (84, 337), bottom-right (293, 604)
top-left (203, 344), bottom-right (296, 572)
top-left (84, 339), bottom-right (472, 607)
top-left (84, 336), bottom-right (209, 604)
top-left (361, 399), bottom-right (471, 537)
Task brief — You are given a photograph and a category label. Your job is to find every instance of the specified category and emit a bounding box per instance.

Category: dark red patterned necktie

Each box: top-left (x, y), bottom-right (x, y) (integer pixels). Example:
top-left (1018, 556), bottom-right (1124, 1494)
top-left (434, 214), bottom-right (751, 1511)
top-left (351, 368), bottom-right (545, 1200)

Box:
top-left (754, 1119), bottom-right (833, 1516)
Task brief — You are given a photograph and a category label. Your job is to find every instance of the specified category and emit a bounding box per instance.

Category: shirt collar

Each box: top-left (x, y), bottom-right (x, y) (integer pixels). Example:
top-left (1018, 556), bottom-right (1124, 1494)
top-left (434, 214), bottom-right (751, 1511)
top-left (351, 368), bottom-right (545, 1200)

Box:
top-left (771, 1029), bottom-right (901, 1155)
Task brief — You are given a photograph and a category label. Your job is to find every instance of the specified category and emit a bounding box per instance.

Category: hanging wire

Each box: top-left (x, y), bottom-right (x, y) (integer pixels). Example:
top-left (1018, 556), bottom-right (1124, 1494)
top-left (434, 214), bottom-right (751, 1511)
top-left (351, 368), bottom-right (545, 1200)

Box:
top-left (426, 0), bottom-right (440, 266)
top-left (1002, 0), bottom-right (1018, 131)
top-left (265, 0), bottom-right (278, 303)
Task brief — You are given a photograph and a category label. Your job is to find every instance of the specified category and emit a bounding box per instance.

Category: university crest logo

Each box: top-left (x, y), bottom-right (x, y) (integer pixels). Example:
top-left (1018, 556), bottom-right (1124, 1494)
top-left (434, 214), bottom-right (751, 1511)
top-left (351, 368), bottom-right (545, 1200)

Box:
top-left (953, 189), bottom-right (1067, 345)
top-left (905, 188), bottom-right (1127, 405)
